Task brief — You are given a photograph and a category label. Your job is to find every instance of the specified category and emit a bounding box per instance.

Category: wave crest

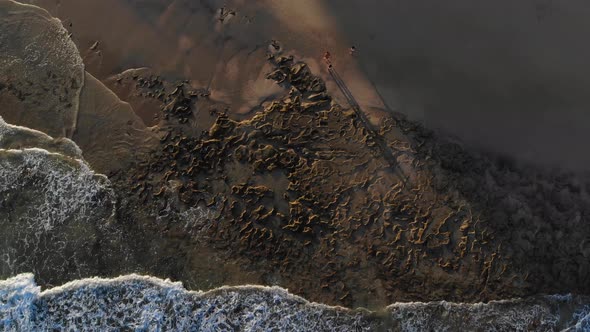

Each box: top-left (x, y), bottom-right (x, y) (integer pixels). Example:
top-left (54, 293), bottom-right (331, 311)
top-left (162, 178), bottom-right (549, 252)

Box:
top-left (1, 273), bottom-right (590, 331)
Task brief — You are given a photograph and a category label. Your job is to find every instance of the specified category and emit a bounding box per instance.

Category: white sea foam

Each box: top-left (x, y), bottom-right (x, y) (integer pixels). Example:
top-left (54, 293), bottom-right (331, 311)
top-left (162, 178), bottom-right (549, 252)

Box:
top-left (177, 206), bottom-right (216, 237)
top-left (0, 147), bottom-right (116, 284)
top-left (0, 148), bottom-right (114, 228)
top-left (0, 274), bottom-right (371, 331)
top-left (0, 274), bottom-right (38, 331)
top-left (0, 273), bottom-right (589, 331)
top-left (0, 136), bottom-right (588, 331)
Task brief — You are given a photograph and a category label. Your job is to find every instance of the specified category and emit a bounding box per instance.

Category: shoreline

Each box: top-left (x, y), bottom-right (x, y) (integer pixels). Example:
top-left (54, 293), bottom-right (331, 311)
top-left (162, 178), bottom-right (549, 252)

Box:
top-left (1, 0), bottom-right (590, 316)
top-left (2, 272), bottom-right (589, 331)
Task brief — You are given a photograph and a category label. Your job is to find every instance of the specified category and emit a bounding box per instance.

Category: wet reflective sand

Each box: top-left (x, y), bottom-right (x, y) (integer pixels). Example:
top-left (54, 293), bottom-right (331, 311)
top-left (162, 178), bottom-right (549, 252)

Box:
top-left (1, 0), bottom-right (590, 324)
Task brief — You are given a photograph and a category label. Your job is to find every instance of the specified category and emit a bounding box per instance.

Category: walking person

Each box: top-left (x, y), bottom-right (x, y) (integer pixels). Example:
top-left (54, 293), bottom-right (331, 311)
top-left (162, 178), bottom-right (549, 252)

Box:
top-left (323, 51), bottom-right (332, 68)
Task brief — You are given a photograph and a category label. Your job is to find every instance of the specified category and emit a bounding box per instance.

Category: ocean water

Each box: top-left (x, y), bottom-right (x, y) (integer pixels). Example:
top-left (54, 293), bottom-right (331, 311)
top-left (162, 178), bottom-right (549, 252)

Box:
top-left (0, 116), bottom-right (122, 287)
top-left (0, 273), bottom-right (589, 331)
top-left (1, 89), bottom-right (590, 332)
top-left (1, 1), bottom-right (590, 330)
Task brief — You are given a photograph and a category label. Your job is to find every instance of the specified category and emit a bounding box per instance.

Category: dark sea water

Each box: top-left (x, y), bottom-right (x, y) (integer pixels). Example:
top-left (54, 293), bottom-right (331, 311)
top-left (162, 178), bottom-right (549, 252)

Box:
top-left (2, 1), bottom-right (590, 330)
top-left (0, 122), bottom-right (587, 330)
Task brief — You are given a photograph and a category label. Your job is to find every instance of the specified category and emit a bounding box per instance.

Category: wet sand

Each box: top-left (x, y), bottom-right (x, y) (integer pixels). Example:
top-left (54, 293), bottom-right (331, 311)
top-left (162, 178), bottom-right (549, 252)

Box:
top-left (112, 54), bottom-right (590, 308)
top-left (21, 0), bottom-right (590, 170)
top-left (1, 0), bottom-right (590, 311)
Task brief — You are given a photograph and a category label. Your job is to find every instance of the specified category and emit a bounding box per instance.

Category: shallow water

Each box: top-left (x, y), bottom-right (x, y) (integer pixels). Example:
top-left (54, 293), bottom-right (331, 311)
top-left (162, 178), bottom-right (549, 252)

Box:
top-left (2, 0), bottom-right (590, 330)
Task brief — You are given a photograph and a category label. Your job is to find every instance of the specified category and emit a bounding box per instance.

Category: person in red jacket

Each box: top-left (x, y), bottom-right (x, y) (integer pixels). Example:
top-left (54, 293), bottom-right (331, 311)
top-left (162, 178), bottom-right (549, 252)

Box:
top-left (323, 51), bottom-right (332, 67)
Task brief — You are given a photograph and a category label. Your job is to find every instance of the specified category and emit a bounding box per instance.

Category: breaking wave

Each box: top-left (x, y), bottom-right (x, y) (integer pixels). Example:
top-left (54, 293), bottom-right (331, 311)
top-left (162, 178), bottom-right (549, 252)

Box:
top-left (0, 119), bottom-right (589, 331)
top-left (0, 273), bottom-right (589, 331)
top-left (0, 123), bottom-right (119, 286)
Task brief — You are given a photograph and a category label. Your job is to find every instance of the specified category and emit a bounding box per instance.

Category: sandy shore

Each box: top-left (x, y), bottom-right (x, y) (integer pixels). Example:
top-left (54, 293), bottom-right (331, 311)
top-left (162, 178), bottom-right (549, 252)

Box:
top-left (1, 0), bottom-right (590, 310)
top-left (21, 0), bottom-right (590, 170)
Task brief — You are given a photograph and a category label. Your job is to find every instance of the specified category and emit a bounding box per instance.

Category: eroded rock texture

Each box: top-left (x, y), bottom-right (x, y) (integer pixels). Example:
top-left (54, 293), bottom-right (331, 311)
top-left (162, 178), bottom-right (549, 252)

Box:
top-left (1, 1), bottom-right (589, 311)
top-left (113, 55), bottom-right (590, 307)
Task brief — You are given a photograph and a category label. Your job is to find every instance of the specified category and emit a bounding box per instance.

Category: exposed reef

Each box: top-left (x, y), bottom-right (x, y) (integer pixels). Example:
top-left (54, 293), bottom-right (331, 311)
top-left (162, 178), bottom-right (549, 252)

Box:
top-left (1, 0), bottom-right (590, 313)
top-left (113, 54), bottom-right (590, 308)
